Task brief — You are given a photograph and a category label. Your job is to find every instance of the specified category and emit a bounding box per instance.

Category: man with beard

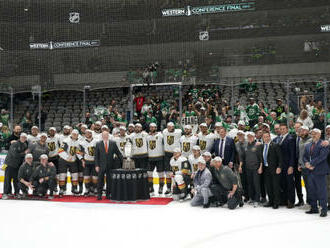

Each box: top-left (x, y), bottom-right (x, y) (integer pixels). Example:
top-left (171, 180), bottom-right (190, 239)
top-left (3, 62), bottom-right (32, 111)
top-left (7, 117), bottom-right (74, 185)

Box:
top-left (59, 125), bottom-right (71, 145)
top-left (113, 126), bottom-right (130, 169)
top-left (127, 123), bottom-right (135, 137)
top-left (180, 125), bottom-right (198, 158)
top-left (163, 122), bottom-right (182, 195)
top-left (130, 123), bottom-right (148, 169)
top-left (17, 153), bottom-right (35, 197)
top-left (93, 121), bottom-right (102, 140)
top-left (146, 123), bottom-right (164, 195)
top-left (30, 154), bottom-right (57, 199)
top-left (79, 129), bottom-right (98, 196)
top-left (197, 123), bottom-right (216, 153)
top-left (58, 129), bottom-right (82, 196)
top-left (2, 133), bottom-right (29, 199)
top-left (5, 125), bottom-right (22, 149)
top-left (27, 126), bottom-right (40, 145)
top-left (29, 133), bottom-right (49, 167)
top-left (46, 127), bottom-right (60, 188)
top-left (298, 126), bottom-right (312, 206)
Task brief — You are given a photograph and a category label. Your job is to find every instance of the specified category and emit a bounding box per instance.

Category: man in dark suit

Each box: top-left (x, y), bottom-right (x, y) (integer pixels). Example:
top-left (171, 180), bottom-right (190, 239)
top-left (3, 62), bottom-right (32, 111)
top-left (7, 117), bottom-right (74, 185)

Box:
top-left (260, 132), bottom-right (283, 209)
top-left (278, 123), bottom-right (296, 208)
top-left (303, 128), bottom-right (329, 217)
top-left (95, 131), bottom-right (123, 200)
top-left (211, 127), bottom-right (235, 168)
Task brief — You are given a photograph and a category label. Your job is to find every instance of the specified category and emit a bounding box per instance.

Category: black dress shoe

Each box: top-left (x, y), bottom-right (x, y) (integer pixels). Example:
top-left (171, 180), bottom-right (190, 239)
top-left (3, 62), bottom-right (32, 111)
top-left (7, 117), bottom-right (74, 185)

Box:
top-left (328, 205), bottom-right (330, 211)
top-left (264, 202), bottom-right (273, 208)
top-left (305, 209), bottom-right (319, 214)
top-left (272, 204), bottom-right (279, 209)
top-left (239, 201), bottom-right (244, 207)
top-left (97, 195), bottom-right (102, 200)
top-left (203, 202), bottom-right (210, 208)
top-left (215, 201), bottom-right (224, 207)
top-left (320, 211), bottom-right (327, 217)
top-left (287, 202), bottom-right (294, 209)
top-left (295, 201), bottom-right (304, 207)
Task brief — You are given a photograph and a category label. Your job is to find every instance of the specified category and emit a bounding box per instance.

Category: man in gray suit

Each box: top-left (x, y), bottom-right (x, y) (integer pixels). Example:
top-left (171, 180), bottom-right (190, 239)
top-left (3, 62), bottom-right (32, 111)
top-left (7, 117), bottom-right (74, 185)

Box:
top-left (95, 131), bottom-right (123, 200)
top-left (191, 157), bottom-right (213, 208)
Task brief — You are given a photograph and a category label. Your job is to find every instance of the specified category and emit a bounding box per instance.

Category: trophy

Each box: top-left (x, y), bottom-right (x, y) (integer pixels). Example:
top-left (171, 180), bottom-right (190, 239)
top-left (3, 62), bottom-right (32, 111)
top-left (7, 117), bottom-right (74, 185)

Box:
top-left (123, 139), bottom-right (135, 170)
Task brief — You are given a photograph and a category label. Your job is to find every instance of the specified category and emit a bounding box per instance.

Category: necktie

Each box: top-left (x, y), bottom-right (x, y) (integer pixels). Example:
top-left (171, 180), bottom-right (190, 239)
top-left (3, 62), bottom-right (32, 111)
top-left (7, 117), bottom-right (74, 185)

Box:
top-left (310, 142), bottom-right (315, 154)
top-left (278, 136), bottom-right (283, 144)
top-left (105, 141), bottom-right (108, 153)
top-left (219, 139), bottom-right (224, 158)
top-left (296, 136), bottom-right (300, 157)
top-left (263, 144), bottom-right (268, 167)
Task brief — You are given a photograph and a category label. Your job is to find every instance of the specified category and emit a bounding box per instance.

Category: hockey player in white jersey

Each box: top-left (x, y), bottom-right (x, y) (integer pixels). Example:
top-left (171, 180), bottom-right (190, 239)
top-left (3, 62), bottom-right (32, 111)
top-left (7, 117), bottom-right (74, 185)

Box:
top-left (79, 129), bottom-right (98, 196)
top-left (113, 126), bottom-right (130, 169)
top-left (214, 122), bottom-right (223, 139)
top-left (180, 125), bottom-right (198, 158)
top-left (146, 123), bottom-right (165, 195)
top-left (27, 126), bottom-right (40, 145)
top-left (46, 127), bottom-right (61, 188)
top-left (170, 148), bottom-right (192, 201)
top-left (130, 123), bottom-right (148, 169)
top-left (188, 145), bottom-right (202, 176)
top-left (163, 122), bottom-right (182, 194)
top-left (197, 123), bottom-right (216, 153)
top-left (59, 125), bottom-right (71, 145)
top-left (58, 129), bottom-right (83, 196)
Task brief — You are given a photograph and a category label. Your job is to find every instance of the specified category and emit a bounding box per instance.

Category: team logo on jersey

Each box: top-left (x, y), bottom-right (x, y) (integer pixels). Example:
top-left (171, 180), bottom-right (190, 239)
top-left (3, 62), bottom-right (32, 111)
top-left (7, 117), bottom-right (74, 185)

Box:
top-left (136, 138), bottom-right (143, 148)
top-left (172, 166), bottom-right (179, 172)
top-left (120, 142), bottom-right (126, 150)
top-left (69, 146), bottom-right (76, 156)
top-left (167, 136), bottom-right (174, 145)
top-left (48, 142), bottom-right (56, 151)
top-left (88, 147), bottom-right (95, 156)
top-left (199, 140), bottom-right (206, 150)
top-left (149, 140), bottom-right (156, 150)
top-left (182, 142), bottom-right (190, 152)
top-left (193, 164), bottom-right (198, 171)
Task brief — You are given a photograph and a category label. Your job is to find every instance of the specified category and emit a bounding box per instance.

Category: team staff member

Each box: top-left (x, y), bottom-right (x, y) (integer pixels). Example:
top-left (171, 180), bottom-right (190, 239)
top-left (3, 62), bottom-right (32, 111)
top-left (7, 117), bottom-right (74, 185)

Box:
top-left (211, 127), bottom-right (235, 168)
top-left (303, 129), bottom-right (329, 217)
top-left (17, 153), bottom-right (35, 198)
top-left (2, 133), bottom-right (29, 200)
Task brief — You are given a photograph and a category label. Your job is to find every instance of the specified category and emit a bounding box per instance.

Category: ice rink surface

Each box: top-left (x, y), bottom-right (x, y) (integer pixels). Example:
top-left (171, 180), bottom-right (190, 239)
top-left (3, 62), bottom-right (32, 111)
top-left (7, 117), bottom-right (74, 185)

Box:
top-left (1, 185), bottom-right (330, 248)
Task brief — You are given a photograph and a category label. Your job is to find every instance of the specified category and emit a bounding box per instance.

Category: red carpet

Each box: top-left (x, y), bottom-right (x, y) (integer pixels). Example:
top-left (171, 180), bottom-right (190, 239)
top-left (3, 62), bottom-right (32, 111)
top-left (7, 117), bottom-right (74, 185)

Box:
top-left (0, 194), bottom-right (173, 205)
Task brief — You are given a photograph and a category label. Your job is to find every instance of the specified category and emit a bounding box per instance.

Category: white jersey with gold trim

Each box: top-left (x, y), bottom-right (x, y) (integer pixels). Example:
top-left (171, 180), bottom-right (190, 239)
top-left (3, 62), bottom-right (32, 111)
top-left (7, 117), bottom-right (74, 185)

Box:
top-left (188, 154), bottom-right (202, 174)
top-left (130, 132), bottom-right (148, 156)
top-left (163, 129), bottom-right (182, 153)
top-left (170, 156), bottom-right (190, 175)
top-left (46, 134), bottom-right (61, 158)
top-left (147, 132), bottom-right (164, 158)
top-left (79, 138), bottom-right (98, 162)
top-left (180, 135), bottom-right (198, 158)
top-left (58, 137), bottom-right (82, 162)
top-left (197, 132), bottom-right (217, 153)
top-left (59, 134), bottom-right (70, 146)
top-left (113, 135), bottom-right (130, 157)
top-left (27, 134), bottom-right (40, 145)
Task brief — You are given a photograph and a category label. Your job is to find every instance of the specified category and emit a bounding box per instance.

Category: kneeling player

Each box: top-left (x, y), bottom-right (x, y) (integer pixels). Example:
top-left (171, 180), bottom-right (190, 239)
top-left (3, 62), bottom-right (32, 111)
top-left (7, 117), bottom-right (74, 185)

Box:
top-left (79, 129), bottom-right (98, 196)
top-left (58, 129), bottom-right (82, 196)
top-left (30, 154), bottom-right (57, 198)
top-left (170, 148), bottom-right (192, 201)
top-left (17, 153), bottom-right (35, 198)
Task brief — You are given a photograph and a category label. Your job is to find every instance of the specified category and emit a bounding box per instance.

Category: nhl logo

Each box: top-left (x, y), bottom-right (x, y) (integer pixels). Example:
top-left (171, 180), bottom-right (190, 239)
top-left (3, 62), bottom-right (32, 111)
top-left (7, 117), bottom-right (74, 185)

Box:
top-left (69, 12), bottom-right (80, 23)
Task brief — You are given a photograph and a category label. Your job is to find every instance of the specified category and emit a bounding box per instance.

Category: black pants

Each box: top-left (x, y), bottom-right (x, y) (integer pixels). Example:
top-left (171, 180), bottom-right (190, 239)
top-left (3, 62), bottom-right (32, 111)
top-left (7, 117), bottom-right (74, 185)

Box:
top-left (294, 166), bottom-right (303, 202)
top-left (240, 165), bottom-right (249, 200)
top-left (33, 179), bottom-right (57, 195)
top-left (97, 167), bottom-right (111, 197)
top-left (280, 169), bottom-right (296, 205)
top-left (246, 168), bottom-right (260, 202)
top-left (3, 166), bottom-right (19, 195)
top-left (264, 167), bottom-right (281, 205)
top-left (133, 157), bottom-right (148, 169)
top-left (260, 171), bottom-right (266, 199)
top-left (210, 183), bottom-right (241, 210)
top-left (18, 182), bottom-right (29, 194)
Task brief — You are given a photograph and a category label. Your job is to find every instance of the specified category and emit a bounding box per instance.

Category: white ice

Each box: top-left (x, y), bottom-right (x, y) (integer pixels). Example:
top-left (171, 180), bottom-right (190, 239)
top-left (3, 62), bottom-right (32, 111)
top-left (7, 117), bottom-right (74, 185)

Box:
top-left (1, 183), bottom-right (330, 248)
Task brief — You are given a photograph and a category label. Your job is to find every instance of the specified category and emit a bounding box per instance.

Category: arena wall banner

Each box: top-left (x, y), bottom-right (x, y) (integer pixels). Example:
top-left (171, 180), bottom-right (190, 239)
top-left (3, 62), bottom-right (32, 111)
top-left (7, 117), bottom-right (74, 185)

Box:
top-left (161, 2), bottom-right (255, 17)
top-left (321, 25), bottom-right (330, 32)
top-left (30, 40), bottom-right (101, 50)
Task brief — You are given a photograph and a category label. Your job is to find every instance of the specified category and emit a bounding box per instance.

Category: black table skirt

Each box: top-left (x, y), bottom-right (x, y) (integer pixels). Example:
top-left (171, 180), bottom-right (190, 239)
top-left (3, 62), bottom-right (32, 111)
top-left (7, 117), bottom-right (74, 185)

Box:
top-left (110, 168), bottom-right (150, 202)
